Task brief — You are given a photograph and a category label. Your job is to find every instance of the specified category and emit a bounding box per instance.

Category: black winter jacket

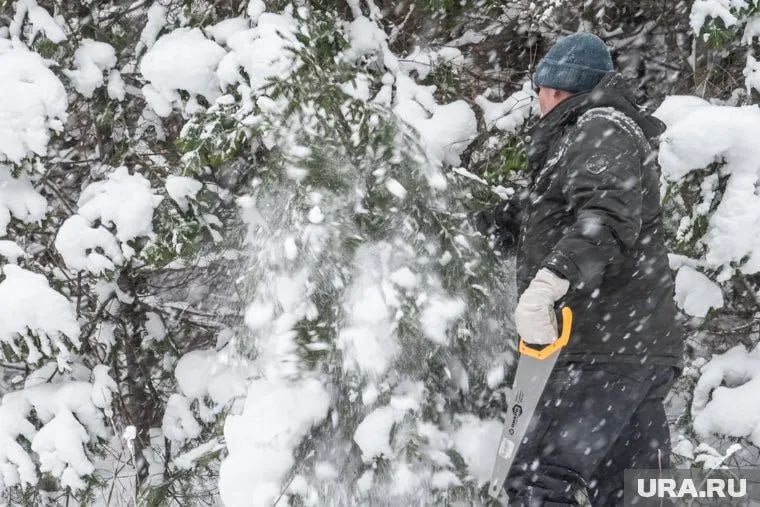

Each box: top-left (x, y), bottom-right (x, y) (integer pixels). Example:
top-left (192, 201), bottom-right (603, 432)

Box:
top-left (504, 73), bottom-right (683, 366)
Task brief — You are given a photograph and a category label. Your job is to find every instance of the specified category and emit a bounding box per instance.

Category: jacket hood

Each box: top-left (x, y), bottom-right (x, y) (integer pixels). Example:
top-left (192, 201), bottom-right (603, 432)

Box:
top-left (535, 72), bottom-right (665, 140)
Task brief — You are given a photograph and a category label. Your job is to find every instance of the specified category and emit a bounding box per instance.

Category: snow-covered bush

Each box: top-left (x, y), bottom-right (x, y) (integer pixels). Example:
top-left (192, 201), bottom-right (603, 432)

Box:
top-left (656, 95), bottom-right (760, 318)
top-left (188, 7), bottom-right (517, 503)
top-left (691, 0), bottom-right (760, 97)
top-left (0, 265), bottom-right (80, 365)
top-left (652, 0), bottom-right (760, 470)
top-left (0, 0), bottom-right (758, 504)
top-left (0, 0), bottom-right (238, 503)
top-left (0, 0), bottom-right (524, 503)
top-left (692, 345), bottom-right (760, 446)
top-left (0, 365), bottom-right (116, 492)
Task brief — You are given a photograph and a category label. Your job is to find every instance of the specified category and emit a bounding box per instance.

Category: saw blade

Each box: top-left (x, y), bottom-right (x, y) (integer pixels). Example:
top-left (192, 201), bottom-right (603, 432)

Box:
top-left (487, 349), bottom-right (561, 499)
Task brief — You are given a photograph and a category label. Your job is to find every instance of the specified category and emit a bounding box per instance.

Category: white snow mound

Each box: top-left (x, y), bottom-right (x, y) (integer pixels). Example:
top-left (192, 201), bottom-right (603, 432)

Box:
top-left (64, 39), bottom-right (117, 98)
top-left (0, 265), bottom-right (80, 364)
top-left (0, 48), bottom-right (67, 162)
top-left (656, 97), bottom-right (760, 277)
top-left (674, 265), bottom-right (724, 318)
top-left (692, 345), bottom-right (760, 446)
top-left (0, 165), bottom-right (47, 237)
top-left (140, 28), bottom-right (227, 117)
top-left (219, 377), bottom-right (330, 507)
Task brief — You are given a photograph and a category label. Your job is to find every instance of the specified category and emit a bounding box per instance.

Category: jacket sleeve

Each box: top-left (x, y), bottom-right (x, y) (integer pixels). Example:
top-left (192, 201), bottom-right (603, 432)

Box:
top-left (542, 118), bottom-right (643, 292)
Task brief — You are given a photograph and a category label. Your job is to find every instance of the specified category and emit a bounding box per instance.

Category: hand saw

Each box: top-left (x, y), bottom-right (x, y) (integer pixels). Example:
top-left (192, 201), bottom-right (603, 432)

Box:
top-left (487, 306), bottom-right (574, 500)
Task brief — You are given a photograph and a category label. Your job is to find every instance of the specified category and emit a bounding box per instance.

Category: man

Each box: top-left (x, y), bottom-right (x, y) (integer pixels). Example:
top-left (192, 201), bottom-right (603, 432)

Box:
top-left (479, 33), bottom-right (684, 505)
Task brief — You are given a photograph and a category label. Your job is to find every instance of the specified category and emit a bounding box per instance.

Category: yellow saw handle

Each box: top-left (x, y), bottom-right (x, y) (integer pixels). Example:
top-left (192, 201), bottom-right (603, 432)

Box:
top-left (518, 306), bottom-right (574, 360)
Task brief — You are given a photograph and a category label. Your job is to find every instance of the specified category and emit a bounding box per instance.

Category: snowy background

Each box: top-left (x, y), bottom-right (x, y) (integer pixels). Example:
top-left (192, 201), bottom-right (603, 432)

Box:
top-left (0, 0), bottom-right (759, 505)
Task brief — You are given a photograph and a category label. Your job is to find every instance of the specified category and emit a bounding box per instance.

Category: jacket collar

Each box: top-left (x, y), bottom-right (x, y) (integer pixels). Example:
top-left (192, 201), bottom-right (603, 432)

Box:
top-left (526, 72), bottom-right (665, 176)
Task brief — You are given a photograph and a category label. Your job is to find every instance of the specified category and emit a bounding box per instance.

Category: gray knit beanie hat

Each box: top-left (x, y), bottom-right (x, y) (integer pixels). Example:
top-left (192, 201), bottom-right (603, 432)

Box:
top-left (533, 32), bottom-right (613, 92)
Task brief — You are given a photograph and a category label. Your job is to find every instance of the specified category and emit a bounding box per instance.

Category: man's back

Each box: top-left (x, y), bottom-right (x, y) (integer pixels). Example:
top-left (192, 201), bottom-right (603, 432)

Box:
top-left (502, 33), bottom-right (683, 506)
top-left (516, 72), bottom-right (683, 366)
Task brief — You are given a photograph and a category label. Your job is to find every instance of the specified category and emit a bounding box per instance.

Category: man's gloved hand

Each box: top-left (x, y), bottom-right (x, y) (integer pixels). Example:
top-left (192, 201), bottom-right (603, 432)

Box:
top-left (515, 268), bottom-right (570, 345)
top-left (473, 207), bottom-right (496, 236)
top-left (471, 202), bottom-right (520, 252)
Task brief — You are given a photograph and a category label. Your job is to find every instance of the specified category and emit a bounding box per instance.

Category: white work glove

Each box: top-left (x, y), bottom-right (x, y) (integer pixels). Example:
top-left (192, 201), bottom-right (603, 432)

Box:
top-left (515, 268), bottom-right (570, 345)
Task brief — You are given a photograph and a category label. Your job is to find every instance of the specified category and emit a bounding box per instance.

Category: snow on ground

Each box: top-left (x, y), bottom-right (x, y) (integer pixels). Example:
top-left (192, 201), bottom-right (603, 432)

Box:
top-left (0, 265), bottom-right (80, 365)
top-left (0, 47), bottom-right (67, 163)
top-left (692, 345), bottom-right (760, 446)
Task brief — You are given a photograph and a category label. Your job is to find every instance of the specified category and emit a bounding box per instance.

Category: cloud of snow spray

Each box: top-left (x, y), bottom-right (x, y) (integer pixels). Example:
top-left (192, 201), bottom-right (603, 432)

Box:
top-left (217, 113), bottom-right (516, 504)
top-left (159, 4), bottom-right (524, 504)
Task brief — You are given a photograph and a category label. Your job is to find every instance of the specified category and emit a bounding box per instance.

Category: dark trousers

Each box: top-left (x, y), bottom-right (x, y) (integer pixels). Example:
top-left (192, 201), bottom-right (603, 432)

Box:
top-left (505, 362), bottom-right (677, 506)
